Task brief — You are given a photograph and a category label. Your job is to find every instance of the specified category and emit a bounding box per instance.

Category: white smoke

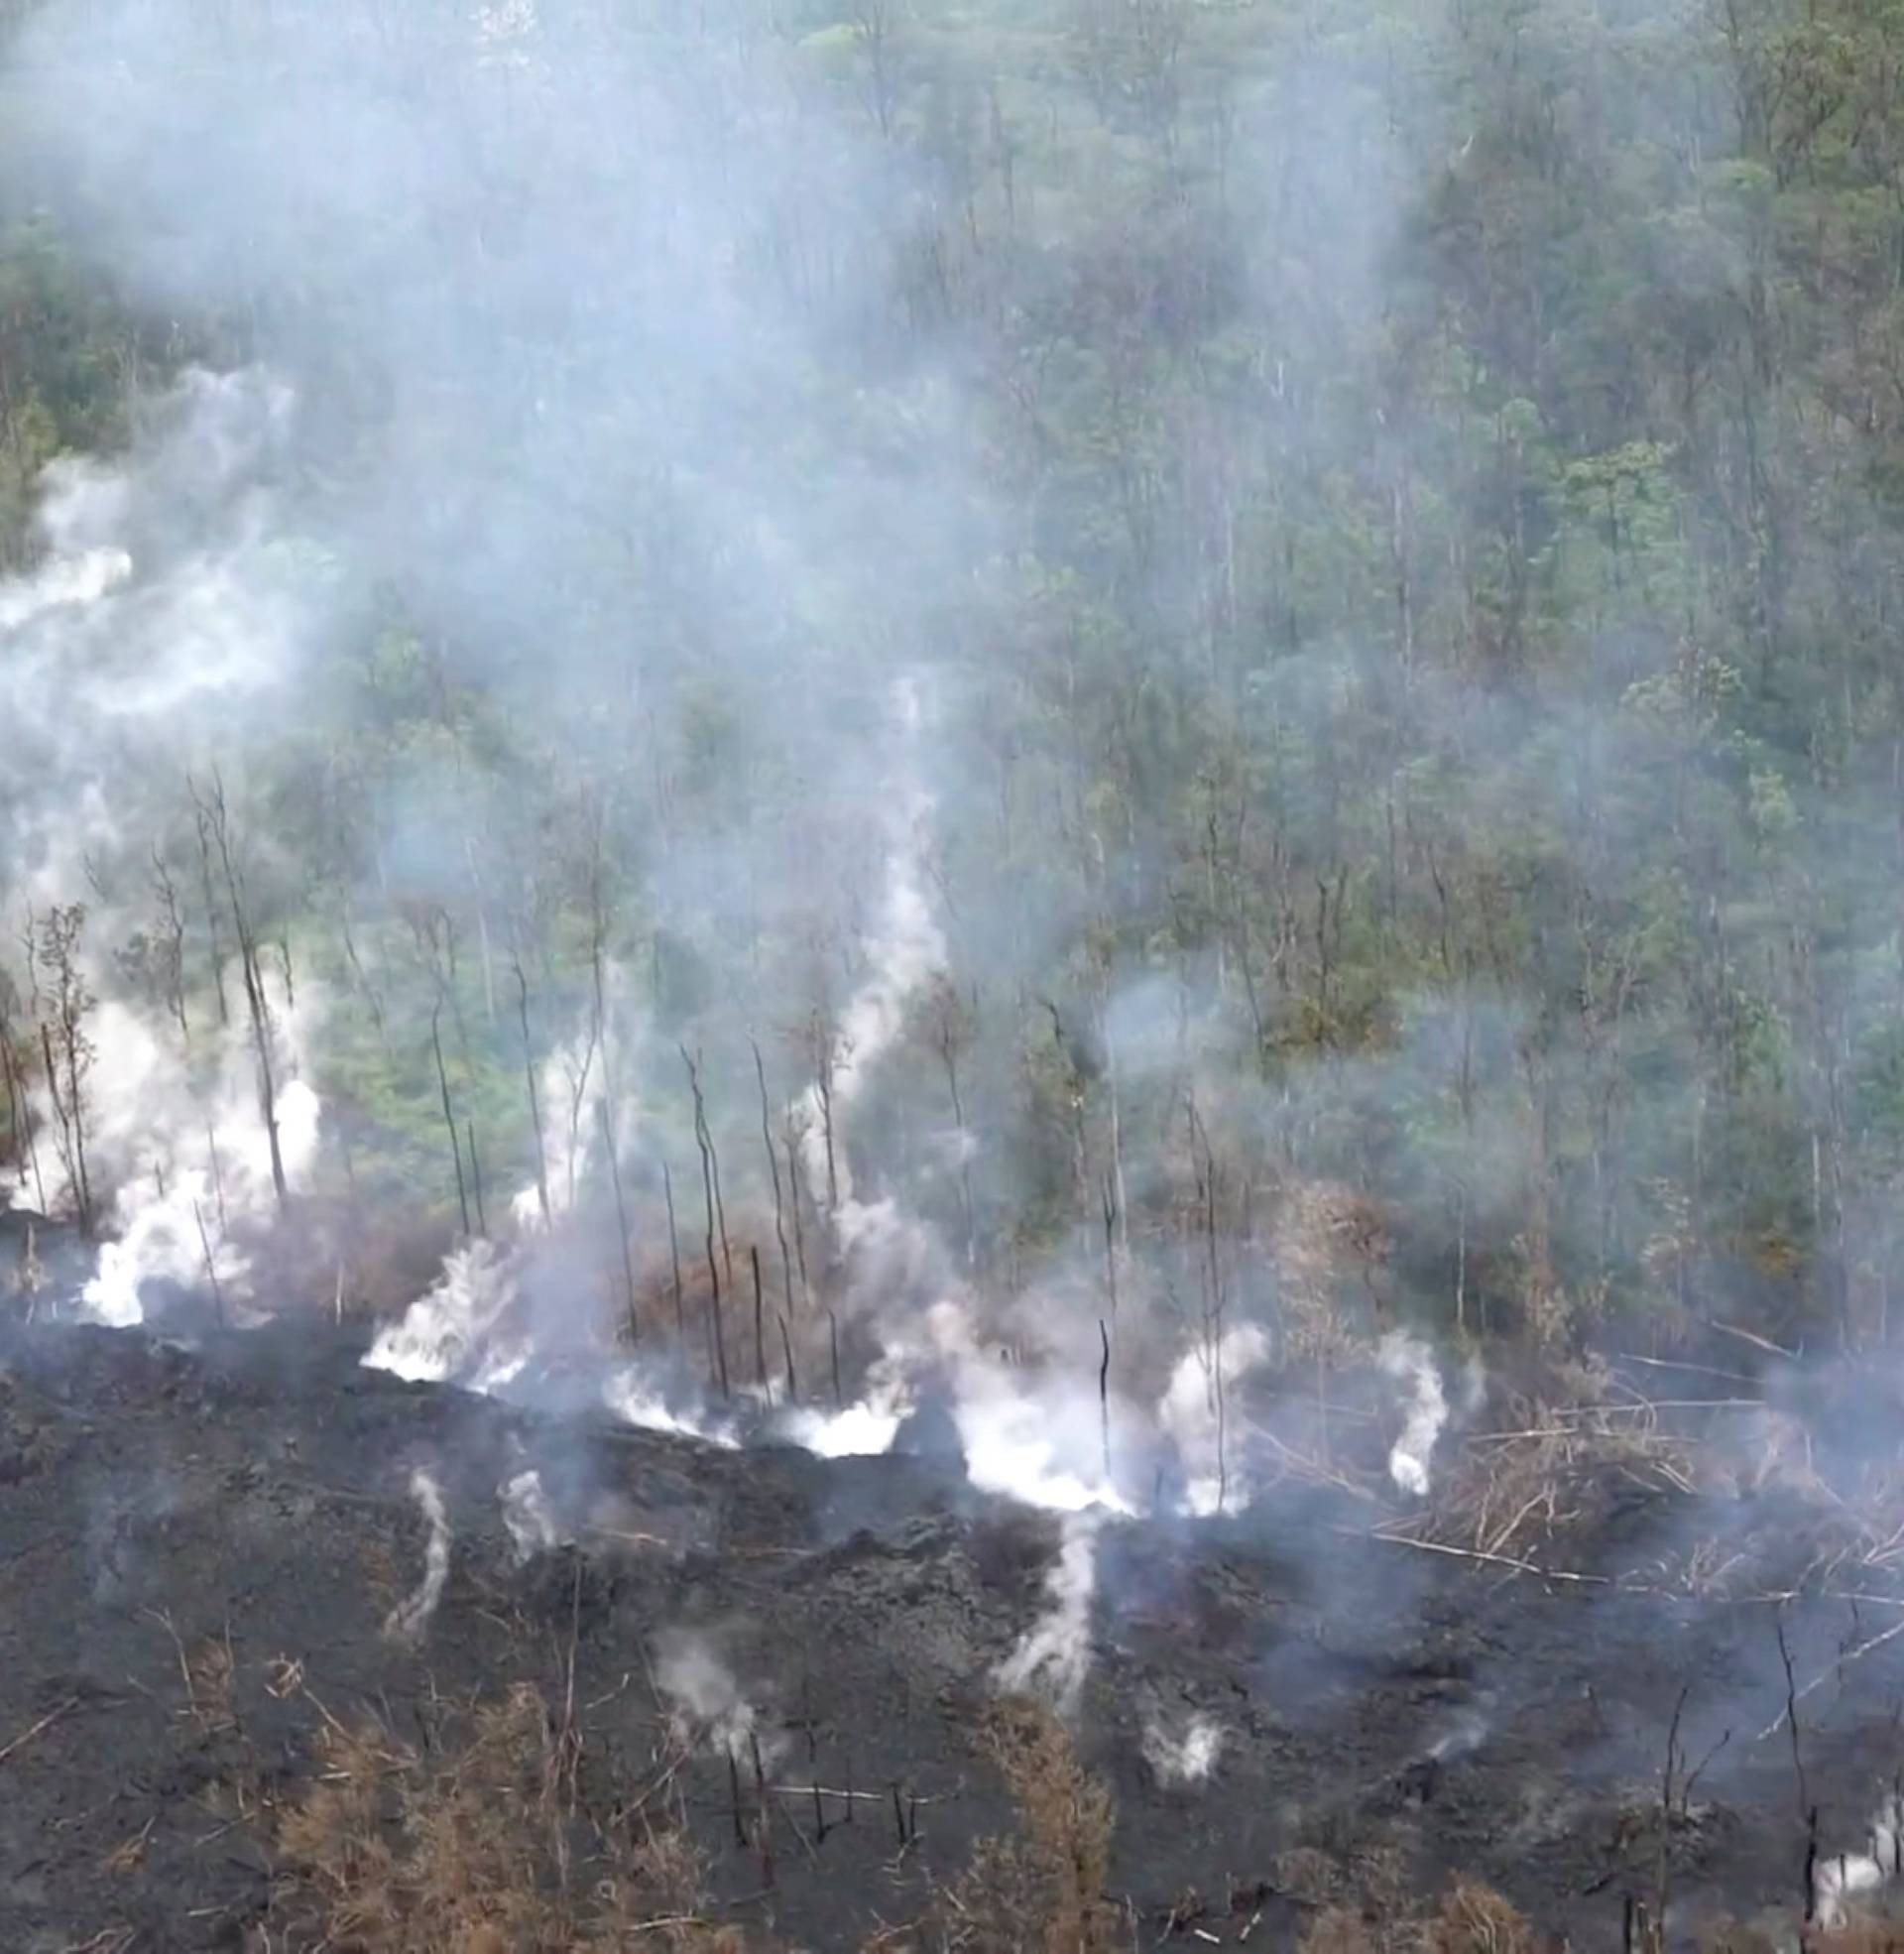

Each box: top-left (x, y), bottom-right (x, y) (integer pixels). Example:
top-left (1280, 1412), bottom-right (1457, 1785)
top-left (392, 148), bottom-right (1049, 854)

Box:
top-left (601, 1364), bottom-right (740, 1448)
top-left (499, 1468), bottom-right (564, 1562)
top-left (1815, 1797), bottom-right (1904, 1929)
top-left (1425, 1707), bottom-right (1489, 1763)
top-left (0, 541), bottom-right (132, 633)
top-left (0, 370), bottom-right (324, 1325)
top-left (995, 1512), bottom-right (1100, 1718)
top-left (509, 1022), bottom-right (619, 1231)
top-left (385, 1468), bottom-right (451, 1643)
top-left (794, 672), bottom-right (945, 1235)
top-left (956, 1369), bottom-right (1129, 1516)
top-left (654, 1632), bottom-right (774, 1762)
top-left (1141, 1712), bottom-right (1225, 1788)
top-left (878, 1295), bottom-right (1131, 1514)
top-left (1380, 1330), bottom-right (1449, 1498)
top-left (0, 374), bottom-right (302, 851)
top-left (778, 1365), bottom-right (912, 1457)
top-left (1157, 1322), bottom-right (1271, 1517)
top-left (75, 989), bottom-right (323, 1328)
top-left (1, 369), bottom-right (305, 927)
top-left (364, 1240), bottom-right (528, 1390)
top-left (365, 1235), bottom-right (747, 1449)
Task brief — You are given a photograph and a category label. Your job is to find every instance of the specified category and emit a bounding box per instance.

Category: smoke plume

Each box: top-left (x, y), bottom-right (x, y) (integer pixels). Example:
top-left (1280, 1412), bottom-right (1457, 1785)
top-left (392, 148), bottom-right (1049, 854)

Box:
top-left (995, 1514), bottom-right (1101, 1719)
top-left (654, 1632), bottom-right (774, 1764)
top-left (1380, 1333), bottom-right (1450, 1499)
top-left (1141, 1712), bottom-right (1225, 1789)
top-left (385, 1468), bottom-right (451, 1644)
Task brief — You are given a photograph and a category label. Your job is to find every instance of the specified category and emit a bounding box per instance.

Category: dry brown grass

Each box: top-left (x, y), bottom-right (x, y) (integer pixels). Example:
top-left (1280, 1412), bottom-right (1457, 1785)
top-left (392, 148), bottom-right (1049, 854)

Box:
top-left (1694, 1915), bottom-right (1781, 1953)
top-left (939, 1696), bottom-right (1118, 1954)
top-left (1292, 1873), bottom-right (1539, 1954)
top-left (1425, 1880), bottom-right (1537, 1954)
top-left (1726, 1403), bottom-right (1904, 1586)
top-left (271, 1683), bottom-right (741, 1952)
top-left (1810, 1924), bottom-right (1904, 1953)
top-left (1422, 1367), bottom-right (1701, 1564)
top-left (1298, 1907), bottom-right (1381, 1954)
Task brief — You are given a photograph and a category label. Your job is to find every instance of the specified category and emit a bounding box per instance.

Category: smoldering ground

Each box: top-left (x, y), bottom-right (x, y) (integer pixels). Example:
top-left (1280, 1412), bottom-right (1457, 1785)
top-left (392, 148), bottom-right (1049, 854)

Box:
top-left (9, 1318), bottom-right (1904, 1951)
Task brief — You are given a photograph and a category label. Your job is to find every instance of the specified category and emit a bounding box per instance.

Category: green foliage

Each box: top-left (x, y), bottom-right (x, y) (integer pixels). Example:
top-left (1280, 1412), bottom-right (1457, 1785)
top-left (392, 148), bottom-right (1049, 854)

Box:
top-left (21, 0), bottom-right (1904, 1354)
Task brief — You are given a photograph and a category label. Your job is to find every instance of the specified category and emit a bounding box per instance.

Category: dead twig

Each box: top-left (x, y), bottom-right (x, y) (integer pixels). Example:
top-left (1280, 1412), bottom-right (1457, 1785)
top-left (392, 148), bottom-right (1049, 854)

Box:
top-left (1758, 1614), bottom-right (1904, 1742)
top-left (0, 1695), bottom-right (79, 1766)
top-left (1616, 1353), bottom-right (1759, 1387)
top-left (1711, 1319), bottom-right (1797, 1361)
top-left (1363, 1527), bottom-right (1610, 1586)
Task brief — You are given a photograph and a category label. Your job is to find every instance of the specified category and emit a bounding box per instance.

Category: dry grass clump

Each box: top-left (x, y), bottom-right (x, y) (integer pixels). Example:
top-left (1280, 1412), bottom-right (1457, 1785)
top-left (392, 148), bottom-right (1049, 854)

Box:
top-left (1726, 1403), bottom-right (1904, 1586)
top-left (940, 1696), bottom-right (1118, 1954)
top-left (272, 1682), bottom-right (738, 1952)
top-left (1694, 1914), bottom-right (1782, 1953)
top-left (1412, 1360), bottom-right (1700, 1564)
top-left (1809, 1925), bottom-right (1904, 1954)
top-left (1425, 1879), bottom-right (1538, 1954)
top-left (1293, 1874), bottom-right (1536, 1954)
top-left (1298, 1907), bottom-right (1381, 1954)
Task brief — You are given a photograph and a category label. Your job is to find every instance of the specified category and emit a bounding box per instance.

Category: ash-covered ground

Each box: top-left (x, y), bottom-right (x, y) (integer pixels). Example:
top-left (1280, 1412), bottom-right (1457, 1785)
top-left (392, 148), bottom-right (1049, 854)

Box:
top-left (4, 1306), bottom-right (1904, 1951)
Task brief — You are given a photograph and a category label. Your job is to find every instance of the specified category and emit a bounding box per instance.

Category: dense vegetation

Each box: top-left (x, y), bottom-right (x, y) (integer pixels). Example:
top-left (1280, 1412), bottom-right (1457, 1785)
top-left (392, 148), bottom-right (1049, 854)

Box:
top-left (7, 0), bottom-right (1904, 1371)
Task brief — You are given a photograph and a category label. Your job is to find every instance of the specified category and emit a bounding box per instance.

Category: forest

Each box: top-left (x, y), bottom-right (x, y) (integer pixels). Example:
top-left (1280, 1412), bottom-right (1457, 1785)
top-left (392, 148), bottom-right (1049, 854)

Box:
top-left (11, 0), bottom-right (1904, 1946)
top-left (10, 0), bottom-right (1904, 1384)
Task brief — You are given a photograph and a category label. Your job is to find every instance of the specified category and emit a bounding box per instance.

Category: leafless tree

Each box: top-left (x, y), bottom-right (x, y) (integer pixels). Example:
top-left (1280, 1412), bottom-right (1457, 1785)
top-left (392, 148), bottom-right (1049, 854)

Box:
top-left (513, 952), bottom-right (551, 1226)
top-left (150, 846), bottom-right (190, 1044)
top-left (681, 1045), bottom-right (730, 1399)
top-left (35, 904), bottom-right (95, 1234)
top-left (191, 774), bottom-right (288, 1209)
top-left (752, 1038), bottom-right (795, 1316)
top-left (598, 1098), bottom-right (637, 1342)
top-left (0, 973), bottom-right (47, 1214)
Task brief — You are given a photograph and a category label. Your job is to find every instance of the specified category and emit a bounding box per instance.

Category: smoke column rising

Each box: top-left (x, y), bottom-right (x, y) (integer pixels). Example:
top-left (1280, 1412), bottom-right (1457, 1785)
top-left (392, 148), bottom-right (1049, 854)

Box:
top-left (995, 1512), bottom-right (1101, 1717)
top-left (384, 1468), bottom-right (452, 1643)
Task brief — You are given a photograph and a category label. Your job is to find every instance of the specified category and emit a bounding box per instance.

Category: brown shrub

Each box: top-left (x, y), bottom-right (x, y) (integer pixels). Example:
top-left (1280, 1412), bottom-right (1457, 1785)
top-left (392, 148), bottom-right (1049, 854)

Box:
top-left (272, 1684), bottom-right (741, 1952)
top-left (1813, 1925), bottom-right (1904, 1954)
top-left (1694, 1916), bottom-right (1781, 1954)
top-left (1298, 1906), bottom-right (1381, 1954)
top-left (942, 1696), bottom-right (1118, 1954)
top-left (1426, 1880), bottom-right (1536, 1954)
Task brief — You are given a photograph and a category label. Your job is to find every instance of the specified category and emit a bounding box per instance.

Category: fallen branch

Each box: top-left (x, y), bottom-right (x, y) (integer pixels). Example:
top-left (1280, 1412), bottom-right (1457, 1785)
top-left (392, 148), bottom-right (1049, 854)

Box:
top-left (0, 1695), bottom-right (79, 1766)
top-left (1365, 1528), bottom-right (1610, 1586)
top-left (1712, 1320), bottom-right (1797, 1361)
top-left (1758, 1615), bottom-right (1904, 1743)
top-left (1617, 1353), bottom-right (1759, 1387)
top-left (576, 1524), bottom-right (671, 1551)
top-left (1250, 1423), bottom-right (1381, 1501)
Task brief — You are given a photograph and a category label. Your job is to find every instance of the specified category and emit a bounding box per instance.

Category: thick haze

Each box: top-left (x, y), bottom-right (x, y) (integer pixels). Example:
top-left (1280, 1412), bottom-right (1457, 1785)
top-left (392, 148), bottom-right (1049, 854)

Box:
top-left (15, 9), bottom-right (1904, 1902)
top-left (9, 0), bottom-right (1904, 1644)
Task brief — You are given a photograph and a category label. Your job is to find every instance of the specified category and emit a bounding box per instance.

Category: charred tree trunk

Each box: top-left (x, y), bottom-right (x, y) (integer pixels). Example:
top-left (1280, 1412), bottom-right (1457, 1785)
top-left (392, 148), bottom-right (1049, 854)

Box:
top-left (682, 1047), bottom-right (729, 1399)
top-left (1, 1026), bottom-right (47, 1214)
top-left (752, 1038), bottom-right (796, 1317)
top-left (39, 1022), bottom-right (86, 1233)
top-left (512, 957), bottom-right (551, 1226)
top-left (193, 1198), bottom-right (225, 1328)
top-left (151, 847), bottom-right (190, 1045)
top-left (34, 906), bottom-right (94, 1236)
top-left (784, 1128), bottom-right (812, 1308)
top-left (196, 776), bottom-right (286, 1209)
top-left (598, 1099), bottom-right (638, 1343)
top-left (466, 1118), bottom-right (487, 1238)
top-left (663, 1160), bottom-right (686, 1346)
top-left (339, 899), bottom-right (387, 1052)
top-left (431, 1001), bottom-right (471, 1238)
top-left (191, 799), bottom-right (230, 1030)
